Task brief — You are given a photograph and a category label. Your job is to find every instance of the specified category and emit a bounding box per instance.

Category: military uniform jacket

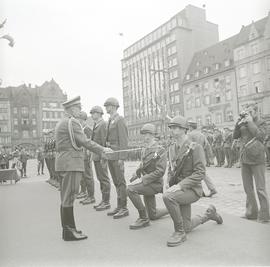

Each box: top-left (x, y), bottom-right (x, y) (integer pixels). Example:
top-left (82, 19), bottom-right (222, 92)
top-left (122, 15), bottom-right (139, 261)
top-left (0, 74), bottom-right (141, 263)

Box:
top-left (223, 133), bottom-right (233, 148)
top-left (233, 118), bottom-right (266, 165)
top-left (213, 134), bottom-right (223, 148)
top-left (91, 118), bottom-right (107, 161)
top-left (136, 142), bottom-right (167, 193)
top-left (55, 116), bottom-right (104, 172)
top-left (105, 113), bottom-right (128, 160)
top-left (168, 139), bottom-right (205, 197)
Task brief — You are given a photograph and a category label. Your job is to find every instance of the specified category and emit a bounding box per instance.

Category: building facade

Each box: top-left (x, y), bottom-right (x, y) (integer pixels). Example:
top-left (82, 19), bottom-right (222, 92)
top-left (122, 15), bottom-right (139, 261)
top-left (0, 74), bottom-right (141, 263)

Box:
top-left (122, 5), bottom-right (219, 143)
top-left (183, 14), bottom-right (270, 129)
top-left (0, 79), bottom-right (67, 153)
top-left (183, 35), bottom-right (239, 128)
top-left (233, 15), bottom-right (270, 120)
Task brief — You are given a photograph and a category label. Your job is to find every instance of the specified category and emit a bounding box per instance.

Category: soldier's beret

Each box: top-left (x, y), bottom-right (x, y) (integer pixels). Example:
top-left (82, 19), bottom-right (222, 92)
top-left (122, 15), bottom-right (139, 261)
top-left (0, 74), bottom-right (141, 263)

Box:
top-left (62, 96), bottom-right (81, 109)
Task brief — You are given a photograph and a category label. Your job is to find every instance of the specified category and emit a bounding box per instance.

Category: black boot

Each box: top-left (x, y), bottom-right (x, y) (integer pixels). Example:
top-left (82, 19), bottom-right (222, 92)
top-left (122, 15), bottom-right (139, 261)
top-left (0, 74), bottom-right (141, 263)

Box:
top-left (107, 198), bottom-right (121, 216)
top-left (113, 199), bottom-right (129, 219)
top-left (200, 205), bottom-right (223, 224)
top-left (129, 209), bottom-right (150, 229)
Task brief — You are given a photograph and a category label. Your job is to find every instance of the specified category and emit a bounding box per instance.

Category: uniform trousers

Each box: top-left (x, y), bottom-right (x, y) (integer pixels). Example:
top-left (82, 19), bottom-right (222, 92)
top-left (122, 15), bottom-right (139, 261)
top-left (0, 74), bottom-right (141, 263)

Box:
top-left (58, 171), bottom-right (82, 207)
top-left (38, 159), bottom-right (44, 174)
top-left (45, 158), bottom-right (52, 178)
top-left (127, 182), bottom-right (166, 220)
top-left (93, 160), bottom-right (110, 202)
top-left (241, 163), bottom-right (269, 220)
top-left (163, 189), bottom-right (201, 233)
top-left (108, 160), bottom-right (127, 208)
top-left (81, 160), bottom-right (94, 197)
top-left (214, 147), bottom-right (223, 166)
top-left (224, 147), bottom-right (233, 167)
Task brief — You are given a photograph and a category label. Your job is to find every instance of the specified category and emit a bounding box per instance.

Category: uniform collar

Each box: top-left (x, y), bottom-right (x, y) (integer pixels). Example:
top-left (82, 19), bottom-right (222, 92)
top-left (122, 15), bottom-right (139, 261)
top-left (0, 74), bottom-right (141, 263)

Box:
top-left (109, 112), bottom-right (119, 121)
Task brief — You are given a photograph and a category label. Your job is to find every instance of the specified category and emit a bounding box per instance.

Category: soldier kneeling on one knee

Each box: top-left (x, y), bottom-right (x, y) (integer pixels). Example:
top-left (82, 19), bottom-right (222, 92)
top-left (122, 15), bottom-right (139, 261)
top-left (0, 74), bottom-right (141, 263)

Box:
top-left (127, 123), bottom-right (168, 230)
top-left (163, 115), bottom-right (223, 247)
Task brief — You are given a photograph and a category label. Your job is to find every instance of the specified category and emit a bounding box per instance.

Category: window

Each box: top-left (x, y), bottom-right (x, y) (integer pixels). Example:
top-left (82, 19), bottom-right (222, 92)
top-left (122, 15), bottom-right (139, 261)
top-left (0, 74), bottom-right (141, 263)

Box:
top-left (167, 46), bottom-right (177, 56)
top-left (237, 48), bottom-right (245, 60)
top-left (169, 70), bottom-right (178, 79)
top-left (186, 74), bottom-right (190, 80)
top-left (186, 99), bottom-right (192, 109)
top-left (226, 110), bottom-right (234, 122)
top-left (32, 108), bottom-right (36, 114)
top-left (225, 90), bottom-right (232, 101)
top-left (21, 107), bottom-right (29, 115)
top-left (43, 111), bottom-right (46, 118)
top-left (254, 81), bottom-right (262, 93)
top-left (22, 130), bottom-right (29, 138)
top-left (196, 117), bottom-right (202, 127)
top-left (174, 95), bottom-right (180, 103)
top-left (170, 82), bottom-right (179, 92)
top-left (215, 94), bottom-right (221, 103)
top-left (225, 75), bottom-right (231, 85)
top-left (214, 78), bottom-right (219, 88)
top-left (32, 118), bottom-right (36, 125)
top-left (204, 67), bottom-right (210, 74)
top-left (23, 119), bottom-right (29, 125)
top-left (215, 63), bottom-right (220, 70)
top-left (14, 118), bottom-right (18, 125)
top-left (13, 107), bottom-right (17, 114)
top-left (204, 95), bottom-right (210, 105)
top-left (185, 87), bottom-right (191, 94)
top-left (33, 130), bottom-right (37, 137)
top-left (169, 57), bottom-right (177, 67)
top-left (239, 85), bottom-right (248, 97)
top-left (205, 115), bottom-right (212, 125)
top-left (224, 59), bottom-right (230, 67)
top-left (195, 71), bottom-right (200, 78)
top-left (251, 43), bottom-right (259, 55)
top-left (215, 113), bottom-right (222, 124)
top-left (239, 66), bottom-right (246, 78)
top-left (252, 62), bottom-right (260, 74)
top-left (195, 97), bottom-right (201, 107)
top-left (203, 82), bottom-right (209, 90)
top-left (196, 61), bottom-right (200, 67)
top-left (14, 129), bottom-right (19, 136)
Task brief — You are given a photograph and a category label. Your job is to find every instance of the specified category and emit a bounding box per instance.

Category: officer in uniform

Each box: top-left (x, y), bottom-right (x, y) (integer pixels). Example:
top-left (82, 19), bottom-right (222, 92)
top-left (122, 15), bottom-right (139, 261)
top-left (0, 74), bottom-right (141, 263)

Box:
top-left (77, 111), bottom-right (95, 205)
top-left (233, 103), bottom-right (269, 223)
top-left (127, 123), bottom-right (168, 229)
top-left (213, 128), bottom-right (223, 167)
top-left (104, 97), bottom-right (129, 219)
top-left (163, 116), bottom-right (223, 247)
top-left (55, 96), bottom-right (112, 241)
top-left (187, 121), bottom-right (217, 197)
top-left (223, 127), bottom-right (233, 168)
top-left (90, 106), bottom-right (111, 211)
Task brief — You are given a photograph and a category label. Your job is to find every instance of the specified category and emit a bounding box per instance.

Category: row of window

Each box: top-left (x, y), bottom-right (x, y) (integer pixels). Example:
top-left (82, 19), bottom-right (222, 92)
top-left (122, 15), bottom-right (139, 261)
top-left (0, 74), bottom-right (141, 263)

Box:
top-left (239, 61), bottom-right (261, 78)
top-left (14, 107), bottom-right (36, 115)
top-left (170, 95), bottom-right (180, 104)
top-left (186, 60), bottom-right (231, 80)
top-left (0, 103), bottom-right (9, 109)
top-left (186, 90), bottom-right (232, 109)
top-left (42, 111), bottom-right (63, 119)
top-left (0, 125), bottom-right (9, 132)
top-left (13, 118), bottom-right (37, 126)
top-left (188, 111), bottom-right (234, 126)
top-left (0, 136), bottom-right (11, 144)
top-left (235, 42), bottom-right (259, 60)
top-left (42, 101), bottom-right (62, 108)
top-left (42, 121), bottom-right (58, 130)
top-left (123, 16), bottom-right (181, 58)
top-left (184, 76), bottom-right (231, 95)
top-left (0, 114), bottom-right (8, 120)
top-left (238, 81), bottom-right (263, 97)
top-left (13, 129), bottom-right (37, 138)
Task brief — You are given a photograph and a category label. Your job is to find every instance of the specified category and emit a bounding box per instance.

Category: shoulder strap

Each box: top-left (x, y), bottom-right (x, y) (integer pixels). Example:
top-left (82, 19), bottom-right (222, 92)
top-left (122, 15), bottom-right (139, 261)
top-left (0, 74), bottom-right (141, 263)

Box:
top-left (68, 118), bottom-right (83, 151)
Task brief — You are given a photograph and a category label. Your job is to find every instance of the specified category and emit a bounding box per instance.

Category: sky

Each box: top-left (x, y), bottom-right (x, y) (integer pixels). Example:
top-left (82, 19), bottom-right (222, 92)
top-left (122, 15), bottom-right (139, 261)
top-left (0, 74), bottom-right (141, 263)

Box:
top-left (0, 0), bottom-right (269, 114)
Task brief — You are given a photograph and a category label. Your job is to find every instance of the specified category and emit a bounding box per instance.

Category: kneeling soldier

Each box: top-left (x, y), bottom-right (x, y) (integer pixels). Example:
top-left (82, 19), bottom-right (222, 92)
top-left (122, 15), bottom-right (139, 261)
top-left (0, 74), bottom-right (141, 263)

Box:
top-left (163, 115), bottom-right (223, 247)
top-left (127, 123), bottom-right (168, 229)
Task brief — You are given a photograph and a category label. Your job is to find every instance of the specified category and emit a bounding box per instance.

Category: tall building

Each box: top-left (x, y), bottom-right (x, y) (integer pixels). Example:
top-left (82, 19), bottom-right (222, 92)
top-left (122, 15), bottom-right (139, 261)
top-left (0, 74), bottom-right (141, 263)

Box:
top-left (233, 15), bottom-right (270, 120)
top-left (182, 35), bottom-right (238, 128)
top-left (183, 14), bottom-right (270, 129)
top-left (122, 5), bottom-right (219, 143)
top-left (0, 79), bottom-right (67, 153)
